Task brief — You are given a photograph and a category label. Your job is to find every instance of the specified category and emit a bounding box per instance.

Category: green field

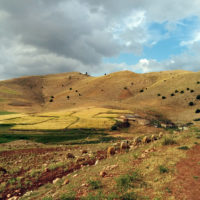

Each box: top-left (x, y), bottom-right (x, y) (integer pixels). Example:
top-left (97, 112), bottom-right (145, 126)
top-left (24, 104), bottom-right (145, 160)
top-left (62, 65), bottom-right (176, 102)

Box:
top-left (0, 124), bottom-right (116, 145)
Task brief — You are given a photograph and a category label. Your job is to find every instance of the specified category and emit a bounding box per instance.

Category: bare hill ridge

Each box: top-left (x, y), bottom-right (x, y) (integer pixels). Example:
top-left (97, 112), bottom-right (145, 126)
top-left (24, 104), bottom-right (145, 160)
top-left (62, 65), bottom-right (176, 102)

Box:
top-left (0, 70), bottom-right (200, 123)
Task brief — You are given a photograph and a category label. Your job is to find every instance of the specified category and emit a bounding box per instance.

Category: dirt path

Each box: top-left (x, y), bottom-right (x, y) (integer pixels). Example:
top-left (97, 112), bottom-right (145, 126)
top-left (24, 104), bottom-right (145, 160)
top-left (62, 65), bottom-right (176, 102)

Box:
top-left (170, 145), bottom-right (200, 200)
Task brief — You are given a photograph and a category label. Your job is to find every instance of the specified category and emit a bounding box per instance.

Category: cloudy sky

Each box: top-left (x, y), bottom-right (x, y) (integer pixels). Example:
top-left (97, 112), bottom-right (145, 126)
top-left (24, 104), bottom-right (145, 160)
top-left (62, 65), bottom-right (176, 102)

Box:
top-left (0, 0), bottom-right (200, 80)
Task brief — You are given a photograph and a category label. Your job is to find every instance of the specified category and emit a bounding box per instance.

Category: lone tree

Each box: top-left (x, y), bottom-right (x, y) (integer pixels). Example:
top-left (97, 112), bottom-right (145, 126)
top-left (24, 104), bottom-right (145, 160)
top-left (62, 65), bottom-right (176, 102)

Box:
top-left (195, 109), bottom-right (200, 113)
top-left (196, 95), bottom-right (200, 100)
top-left (189, 102), bottom-right (194, 106)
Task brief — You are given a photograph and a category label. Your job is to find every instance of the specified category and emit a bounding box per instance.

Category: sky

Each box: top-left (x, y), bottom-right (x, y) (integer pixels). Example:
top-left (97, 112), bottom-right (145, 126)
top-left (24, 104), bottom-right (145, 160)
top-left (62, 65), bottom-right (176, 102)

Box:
top-left (0, 0), bottom-right (200, 80)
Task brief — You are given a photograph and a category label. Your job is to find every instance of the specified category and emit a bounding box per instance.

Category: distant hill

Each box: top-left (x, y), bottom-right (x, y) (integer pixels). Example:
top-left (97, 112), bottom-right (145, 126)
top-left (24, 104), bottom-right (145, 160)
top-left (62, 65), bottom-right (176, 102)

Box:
top-left (1, 70), bottom-right (200, 124)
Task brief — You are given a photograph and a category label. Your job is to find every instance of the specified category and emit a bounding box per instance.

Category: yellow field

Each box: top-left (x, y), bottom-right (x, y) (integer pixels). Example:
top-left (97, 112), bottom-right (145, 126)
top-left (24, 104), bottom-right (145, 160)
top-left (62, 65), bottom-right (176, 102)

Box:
top-left (0, 107), bottom-right (133, 130)
top-left (0, 114), bottom-right (26, 121)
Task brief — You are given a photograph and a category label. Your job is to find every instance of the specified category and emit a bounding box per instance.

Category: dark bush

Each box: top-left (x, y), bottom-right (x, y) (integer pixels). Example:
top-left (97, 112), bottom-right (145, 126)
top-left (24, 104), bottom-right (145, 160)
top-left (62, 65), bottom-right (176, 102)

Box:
top-left (51, 96), bottom-right (54, 98)
top-left (79, 93), bottom-right (81, 96)
top-left (131, 82), bottom-right (134, 85)
top-left (187, 88), bottom-right (190, 90)
top-left (189, 102), bottom-right (194, 106)
top-left (196, 95), bottom-right (200, 100)
top-left (175, 90), bottom-right (179, 93)
top-left (162, 96), bottom-right (166, 99)
top-left (157, 93), bottom-right (161, 96)
top-left (197, 81), bottom-right (200, 84)
top-left (140, 89), bottom-right (144, 93)
top-left (75, 90), bottom-right (78, 93)
top-left (124, 87), bottom-right (127, 90)
top-left (159, 165), bottom-right (169, 174)
top-left (171, 93), bottom-right (175, 96)
top-left (178, 146), bottom-right (189, 150)
top-left (162, 137), bottom-right (177, 145)
top-left (191, 90), bottom-right (194, 93)
top-left (180, 90), bottom-right (184, 94)
top-left (195, 109), bottom-right (200, 113)
top-left (66, 96), bottom-right (70, 100)
top-left (69, 88), bottom-right (72, 90)
top-left (88, 180), bottom-right (102, 190)
top-left (49, 99), bottom-right (53, 102)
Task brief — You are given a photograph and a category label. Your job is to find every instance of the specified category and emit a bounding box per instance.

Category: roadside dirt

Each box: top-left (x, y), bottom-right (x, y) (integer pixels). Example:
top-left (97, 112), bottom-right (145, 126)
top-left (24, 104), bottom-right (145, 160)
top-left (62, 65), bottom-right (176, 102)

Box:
top-left (169, 144), bottom-right (200, 200)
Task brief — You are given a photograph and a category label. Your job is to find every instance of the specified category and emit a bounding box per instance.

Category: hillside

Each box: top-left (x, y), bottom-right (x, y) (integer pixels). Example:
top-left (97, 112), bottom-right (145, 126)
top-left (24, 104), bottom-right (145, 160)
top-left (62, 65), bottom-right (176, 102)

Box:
top-left (0, 70), bottom-right (200, 124)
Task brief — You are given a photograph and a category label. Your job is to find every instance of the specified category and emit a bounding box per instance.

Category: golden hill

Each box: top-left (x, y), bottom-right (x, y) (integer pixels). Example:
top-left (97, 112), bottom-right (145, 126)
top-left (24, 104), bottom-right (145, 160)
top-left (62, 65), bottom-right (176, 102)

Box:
top-left (0, 70), bottom-right (200, 124)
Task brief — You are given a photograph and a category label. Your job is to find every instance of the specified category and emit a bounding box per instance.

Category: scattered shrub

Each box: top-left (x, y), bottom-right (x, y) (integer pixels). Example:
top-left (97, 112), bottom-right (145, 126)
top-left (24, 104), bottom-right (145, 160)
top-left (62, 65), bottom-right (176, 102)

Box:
top-left (159, 165), bottom-right (169, 174)
top-left (69, 88), bottom-right (72, 90)
top-left (79, 93), bottom-right (81, 96)
top-left (190, 90), bottom-right (194, 93)
top-left (66, 96), bottom-right (70, 100)
top-left (171, 93), bottom-right (175, 96)
top-left (195, 109), bottom-right (200, 113)
top-left (194, 118), bottom-right (200, 121)
top-left (124, 87), bottom-right (127, 90)
top-left (197, 81), bottom-right (200, 84)
top-left (140, 89), bottom-right (144, 93)
top-left (88, 180), bottom-right (102, 190)
top-left (196, 95), bottom-right (200, 100)
top-left (119, 192), bottom-right (137, 200)
top-left (180, 90), bottom-right (184, 94)
top-left (189, 102), bottom-right (194, 106)
top-left (131, 82), bottom-right (134, 85)
top-left (116, 171), bottom-right (142, 191)
top-left (187, 88), bottom-right (190, 90)
top-left (178, 146), bottom-right (189, 150)
top-left (51, 96), bottom-right (54, 98)
top-left (162, 137), bottom-right (177, 145)
top-left (75, 90), bottom-right (78, 93)
top-left (175, 90), bottom-right (179, 93)
top-left (157, 93), bottom-right (161, 96)
top-left (49, 99), bottom-right (53, 102)
top-left (162, 96), bottom-right (166, 99)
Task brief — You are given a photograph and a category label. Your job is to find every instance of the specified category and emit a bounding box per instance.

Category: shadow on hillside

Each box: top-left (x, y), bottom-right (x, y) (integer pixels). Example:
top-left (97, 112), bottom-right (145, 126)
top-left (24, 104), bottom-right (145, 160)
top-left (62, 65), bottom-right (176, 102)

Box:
top-left (0, 125), bottom-right (119, 145)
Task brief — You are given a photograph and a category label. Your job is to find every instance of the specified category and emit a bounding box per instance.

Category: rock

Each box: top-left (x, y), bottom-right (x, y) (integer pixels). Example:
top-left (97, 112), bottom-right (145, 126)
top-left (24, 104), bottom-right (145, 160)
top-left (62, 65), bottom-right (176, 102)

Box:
top-left (142, 136), bottom-right (151, 144)
top-left (7, 194), bottom-right (11, 198)
top-left (100, 171), bottom-right (107, 177)
top-left (159, 132), bottom-right (163, 138)
top-left (107, 146), bottom-right (115, 157)
top-left (67, 153), bottom-right (75, 159)
top-left (44, 168), bottom-right (49, 172)
top-left (133, 137), bottom-right (141, 146)
top-left (76, 157), bottom-right (85, 163)
top-left (53, 178), bottom-right (60, 184)
top-left (0, 167), bottom-right (7, 174)
top-left (120, 141), bottom-right (129, 151)
top-left (95, 160), bottom-right (99, 165)
top-left (183, 127), bottom-right (189, 131)
top-left (151, 134), bottom-right (157, 141)
top-left (73, 174), bottom-right (78, 177)
top-left (82, 150), bottom-right (88, 154)
top-left (141, 153), bottom-right (146, 158)
top-left (63, 179), bottom-right (70, 185)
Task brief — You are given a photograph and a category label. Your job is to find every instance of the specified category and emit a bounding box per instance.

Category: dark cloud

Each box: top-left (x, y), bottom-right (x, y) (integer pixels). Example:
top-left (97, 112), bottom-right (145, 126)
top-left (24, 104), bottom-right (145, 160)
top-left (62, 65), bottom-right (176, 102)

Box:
top-left (0, 0), bottom-right (200, 79)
